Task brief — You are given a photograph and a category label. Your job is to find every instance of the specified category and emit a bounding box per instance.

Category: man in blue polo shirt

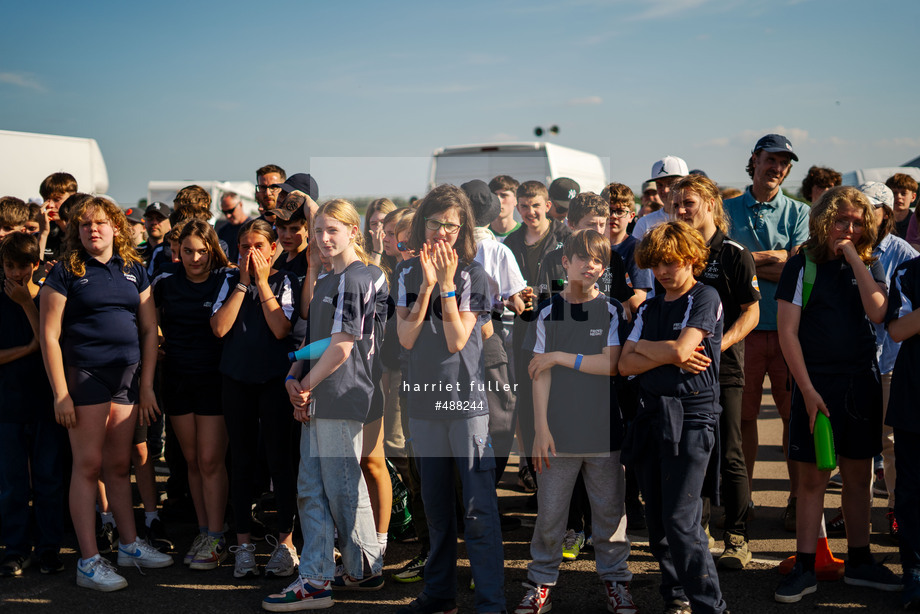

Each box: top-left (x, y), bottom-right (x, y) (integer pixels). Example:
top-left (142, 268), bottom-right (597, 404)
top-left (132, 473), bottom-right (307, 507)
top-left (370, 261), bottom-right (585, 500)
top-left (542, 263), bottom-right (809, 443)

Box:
top-left (724, 134), bottom-right (810, 531)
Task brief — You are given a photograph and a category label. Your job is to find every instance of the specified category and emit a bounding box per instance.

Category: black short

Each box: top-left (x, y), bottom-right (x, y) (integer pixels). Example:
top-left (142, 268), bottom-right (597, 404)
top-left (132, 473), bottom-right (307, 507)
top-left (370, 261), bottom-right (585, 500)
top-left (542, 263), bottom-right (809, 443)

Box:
top-left (365, 381), bottom-right (385, 425)
top-left (161, 368), bottom-right (223, 417)
top-left (65, 363), bottom-right (140, 407)
top-left (789, 369), bottom-right (882, 463)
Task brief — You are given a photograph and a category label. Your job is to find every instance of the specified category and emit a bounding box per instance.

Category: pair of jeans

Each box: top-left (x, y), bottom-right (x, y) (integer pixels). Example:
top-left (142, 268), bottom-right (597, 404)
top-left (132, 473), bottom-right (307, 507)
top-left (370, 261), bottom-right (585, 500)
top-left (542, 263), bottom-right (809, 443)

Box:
top-left (634, 423), bottom-right (727, 614)
top-left (410, 415), bottom-right (505, 613)
top-left (296, 418), bottom-right (382, 581)
top-left (0, 421), bottom-right (67, 556)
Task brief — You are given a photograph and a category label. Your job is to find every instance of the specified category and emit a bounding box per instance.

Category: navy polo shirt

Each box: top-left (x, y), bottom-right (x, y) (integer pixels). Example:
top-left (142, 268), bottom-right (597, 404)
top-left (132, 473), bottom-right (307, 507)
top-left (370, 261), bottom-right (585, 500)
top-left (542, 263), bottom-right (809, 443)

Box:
top-left (0, 293), bottom-right (53, 422)
top-left (775, 253), bottom-right (885, 375)
top-left (627, 282), bottom-right (724, 423)
top-left (212, 269), bottom-right (301, 383)
top-left (276, 249), bottom-right (309, 285)
top-left (527, 293), bottom-right (624, 453)
top-left (612, 235), bottom-right (654, 292)
top-left (153, 267), bottom-right (226, 373)
top-left (305, 261), bottom-right (376, 422)
top-left (885, 258), bottom-right (920, 434)
top-left (535, 246), bottom-right (633, 308)
top-left (43, 256), bottom-right (150, 368)
top-left (397, 257), bottom-right (491, 420)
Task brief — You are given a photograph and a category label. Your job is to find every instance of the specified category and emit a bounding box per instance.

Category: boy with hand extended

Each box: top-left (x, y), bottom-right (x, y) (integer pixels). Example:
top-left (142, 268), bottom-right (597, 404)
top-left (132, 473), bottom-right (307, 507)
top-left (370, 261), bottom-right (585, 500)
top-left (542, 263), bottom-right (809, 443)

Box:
top-left (515, 230), bottom-right (635, 614)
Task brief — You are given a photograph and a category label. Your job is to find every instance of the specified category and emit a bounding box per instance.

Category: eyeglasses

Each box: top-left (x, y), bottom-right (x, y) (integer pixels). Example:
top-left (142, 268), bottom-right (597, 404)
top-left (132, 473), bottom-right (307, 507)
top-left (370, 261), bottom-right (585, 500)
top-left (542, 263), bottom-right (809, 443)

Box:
top-left (424, 218), bottom-right (461, 234)
top-left (610, 208), bottom-right (633, 218)
top-left (221, 206), bottom-right (238, 215)
top-left (397, 241), bottom-right (410, 252)
top-left (255, 185), bottom-right (282, 194)
top-left (832, 218), bottom-right (865, 232)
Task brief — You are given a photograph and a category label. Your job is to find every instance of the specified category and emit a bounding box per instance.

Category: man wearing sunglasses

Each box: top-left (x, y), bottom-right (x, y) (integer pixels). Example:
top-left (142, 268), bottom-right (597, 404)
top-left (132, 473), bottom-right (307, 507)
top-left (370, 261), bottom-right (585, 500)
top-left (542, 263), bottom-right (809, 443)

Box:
top-left (216, 192), bottom-right (252, 265)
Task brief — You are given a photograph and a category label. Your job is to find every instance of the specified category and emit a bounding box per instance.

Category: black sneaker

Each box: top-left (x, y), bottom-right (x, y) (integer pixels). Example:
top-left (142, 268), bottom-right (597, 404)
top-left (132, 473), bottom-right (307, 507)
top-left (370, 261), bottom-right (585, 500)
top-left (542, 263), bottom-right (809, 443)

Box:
top-left (518, 464), bottom-right (537, 493)
top-left (827, 510), bottom-right (846, 536)
top-left (39, 551), bottom-right (65, 574)
top-left (395, 592), bottom-right (457, 614)
top-left (0, 554), bottom-right (30, 577)
top-left (774, 562), bottom-right (817, 603)
top-left (96, 522), bottom-right (117, 554)
top-left (393, 552), bottom-right (428, 583)
top-left (843, 561), bottom-right (901, 591)
top-left (144, 518), bottom-right (174, 553)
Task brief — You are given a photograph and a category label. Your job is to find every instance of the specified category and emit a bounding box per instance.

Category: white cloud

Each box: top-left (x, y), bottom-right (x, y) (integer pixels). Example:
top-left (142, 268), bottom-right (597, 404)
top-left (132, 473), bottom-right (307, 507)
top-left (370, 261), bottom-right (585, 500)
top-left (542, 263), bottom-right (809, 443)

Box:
top-left (0, 72), bottom-right (44, 91)
top-left (567, 96), bottom-right (603, 106)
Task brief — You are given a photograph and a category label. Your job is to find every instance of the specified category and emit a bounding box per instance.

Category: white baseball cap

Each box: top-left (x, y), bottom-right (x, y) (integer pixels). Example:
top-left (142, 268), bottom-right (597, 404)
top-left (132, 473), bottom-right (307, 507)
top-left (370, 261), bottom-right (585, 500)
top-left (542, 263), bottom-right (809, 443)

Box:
top-left (858, 181), bottom-right (894, 207)
top-left (650, 156), bottom-right (689, 181)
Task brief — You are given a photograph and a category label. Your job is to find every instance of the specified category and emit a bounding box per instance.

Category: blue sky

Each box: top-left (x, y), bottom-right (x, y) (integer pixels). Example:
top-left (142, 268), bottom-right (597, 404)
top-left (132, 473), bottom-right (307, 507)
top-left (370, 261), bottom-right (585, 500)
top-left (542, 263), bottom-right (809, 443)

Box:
top-left (3, 0), bottom-right (918, 203)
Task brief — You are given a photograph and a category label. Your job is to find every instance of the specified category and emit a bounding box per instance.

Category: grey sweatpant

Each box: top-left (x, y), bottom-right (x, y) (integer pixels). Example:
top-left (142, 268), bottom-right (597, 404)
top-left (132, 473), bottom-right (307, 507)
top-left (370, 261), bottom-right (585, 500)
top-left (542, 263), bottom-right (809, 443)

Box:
top-left (527, 452), bottom-right (631, 586)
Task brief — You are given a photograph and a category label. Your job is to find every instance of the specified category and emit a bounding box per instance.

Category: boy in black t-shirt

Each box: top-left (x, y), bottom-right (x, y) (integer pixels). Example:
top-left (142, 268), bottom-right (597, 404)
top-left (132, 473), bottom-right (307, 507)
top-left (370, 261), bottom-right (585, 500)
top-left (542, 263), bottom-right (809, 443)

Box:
top-left (0, 234), bottom-right (66, 576)
top-left (515, 230), bottom-right (635, 614)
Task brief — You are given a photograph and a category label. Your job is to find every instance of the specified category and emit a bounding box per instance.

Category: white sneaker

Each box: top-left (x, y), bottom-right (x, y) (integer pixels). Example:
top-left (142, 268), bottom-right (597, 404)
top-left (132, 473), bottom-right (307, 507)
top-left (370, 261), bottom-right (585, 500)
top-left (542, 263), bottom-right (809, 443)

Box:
top-left (264, 536), bottom-right (298, 578)
top-left (76, 556), bottom-right (128, 592)
top-left (184, 532), bottom-right (209, 565)
top-left (117, 538), bottom-right (175, 568)
top-left (231, 543), bottom-right (260, 578)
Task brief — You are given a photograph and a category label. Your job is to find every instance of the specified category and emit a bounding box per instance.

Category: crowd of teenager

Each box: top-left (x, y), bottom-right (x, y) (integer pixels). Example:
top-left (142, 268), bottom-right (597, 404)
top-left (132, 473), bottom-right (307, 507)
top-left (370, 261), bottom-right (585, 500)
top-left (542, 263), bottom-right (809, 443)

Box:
top-left (1, 134), bottom-right (920, 613)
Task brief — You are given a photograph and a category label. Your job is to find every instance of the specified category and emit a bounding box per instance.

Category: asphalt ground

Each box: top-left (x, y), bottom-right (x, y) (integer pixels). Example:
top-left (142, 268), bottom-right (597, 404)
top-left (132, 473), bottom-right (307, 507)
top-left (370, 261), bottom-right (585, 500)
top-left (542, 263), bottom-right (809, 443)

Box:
top-left (1, 381), bottom-right (904, 613)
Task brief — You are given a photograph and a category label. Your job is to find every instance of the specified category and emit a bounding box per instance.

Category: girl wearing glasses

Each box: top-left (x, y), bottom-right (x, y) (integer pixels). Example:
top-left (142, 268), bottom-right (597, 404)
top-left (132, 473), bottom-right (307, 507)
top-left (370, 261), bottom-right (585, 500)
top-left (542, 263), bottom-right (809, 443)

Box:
top-left (395, 185), bottom-right (504, 614)
top-left (774, 186), bottom-right (897, 602)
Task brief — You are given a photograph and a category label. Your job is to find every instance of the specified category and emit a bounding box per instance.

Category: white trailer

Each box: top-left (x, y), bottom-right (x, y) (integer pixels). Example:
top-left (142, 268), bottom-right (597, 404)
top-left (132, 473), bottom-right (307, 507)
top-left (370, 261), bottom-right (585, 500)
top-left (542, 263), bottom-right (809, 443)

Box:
top-left (147, 180), bottom-right (258, 220)
top-left (429, 142), bottom-right (608, 194)
top-left (0, 129), bottom-right (108, 200)
top-left (841, 166), bottom-right (920, 186)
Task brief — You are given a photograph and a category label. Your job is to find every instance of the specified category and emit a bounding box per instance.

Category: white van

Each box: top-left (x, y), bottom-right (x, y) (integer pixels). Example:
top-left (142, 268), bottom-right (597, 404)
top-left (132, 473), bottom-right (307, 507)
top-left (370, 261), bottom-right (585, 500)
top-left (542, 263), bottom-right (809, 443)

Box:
top-left (0, 129), bottom-right (108, 200)
top-left (429, 142), bottom-right (608, 194)
top-left (147, 180), bottom-right (258, 220)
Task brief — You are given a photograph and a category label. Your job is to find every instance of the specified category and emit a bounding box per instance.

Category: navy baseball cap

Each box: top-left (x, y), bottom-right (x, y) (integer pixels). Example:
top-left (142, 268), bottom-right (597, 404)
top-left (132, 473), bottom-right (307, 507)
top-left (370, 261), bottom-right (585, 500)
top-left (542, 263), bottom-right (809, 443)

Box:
top-left (273, 173), bottom-right (319, 201)
top-left (753, 134), bottom-right (799, 162)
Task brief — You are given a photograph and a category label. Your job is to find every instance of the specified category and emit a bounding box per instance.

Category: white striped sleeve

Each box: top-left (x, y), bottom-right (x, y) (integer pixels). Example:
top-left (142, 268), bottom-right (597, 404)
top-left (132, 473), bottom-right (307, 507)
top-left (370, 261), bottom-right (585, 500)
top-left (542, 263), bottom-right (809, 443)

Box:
top-left (626, 304), bottom-right (646, 344)
top-left (532, 304), bottom-right (551, 354)
top-left (607, 302), bottom-right (621, 347)
top-left (211, 273), bottom-right (233, 315)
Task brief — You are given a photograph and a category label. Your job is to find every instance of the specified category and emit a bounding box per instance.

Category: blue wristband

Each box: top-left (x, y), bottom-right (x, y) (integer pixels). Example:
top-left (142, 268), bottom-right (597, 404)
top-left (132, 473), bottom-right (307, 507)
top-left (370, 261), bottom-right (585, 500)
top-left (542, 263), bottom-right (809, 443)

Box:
top-left (574, 354), bottom-right (583, 371)
top-left (285, 375), bottom-right (298, 382)
top-left (440, 290), bottom-right (456, 298)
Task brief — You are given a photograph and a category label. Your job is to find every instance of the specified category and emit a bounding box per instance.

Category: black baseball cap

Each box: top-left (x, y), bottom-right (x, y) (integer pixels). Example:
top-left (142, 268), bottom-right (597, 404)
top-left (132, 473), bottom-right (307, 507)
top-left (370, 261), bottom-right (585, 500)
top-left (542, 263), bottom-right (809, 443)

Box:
top-left (144, 201), bottom-right (173, 218)
top-left (548, 177), bottom-right (580, 213)
top-left (273, 173), bottom-right (319, 201)
top-left (753, 134), bottom-right (799, 162)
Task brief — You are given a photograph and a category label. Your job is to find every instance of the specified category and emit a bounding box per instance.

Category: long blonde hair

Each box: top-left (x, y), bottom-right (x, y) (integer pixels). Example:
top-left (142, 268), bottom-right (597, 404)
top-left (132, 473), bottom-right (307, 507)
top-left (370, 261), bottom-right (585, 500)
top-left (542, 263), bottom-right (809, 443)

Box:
top-left (65, 197), bottom-right (142, 277)
top-left (315, 199), bottom-right (370, 265)
top-left (672, 174), bottom-right (729, 234)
